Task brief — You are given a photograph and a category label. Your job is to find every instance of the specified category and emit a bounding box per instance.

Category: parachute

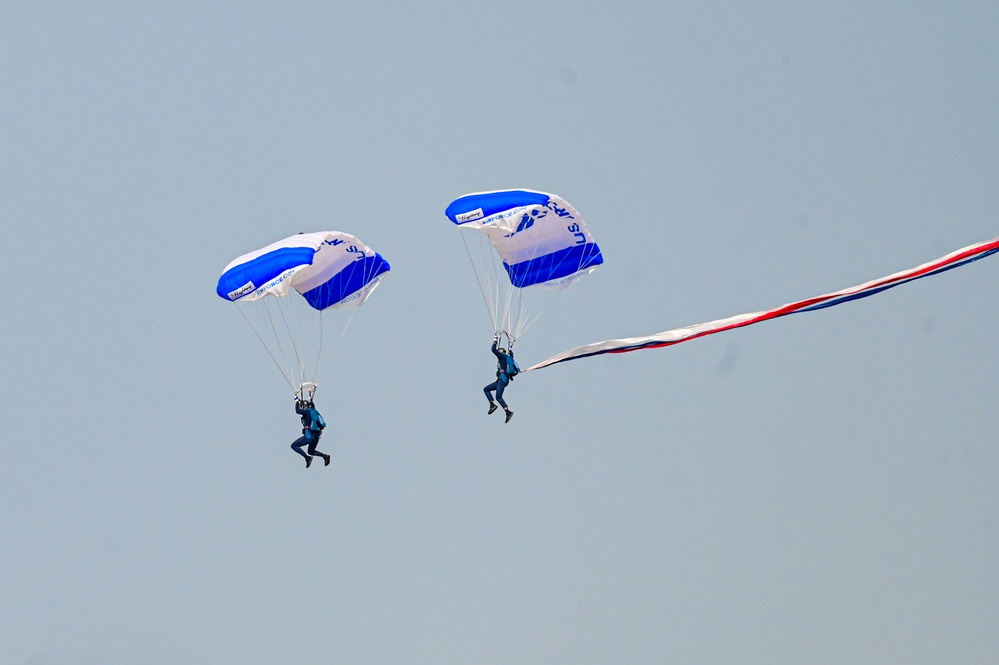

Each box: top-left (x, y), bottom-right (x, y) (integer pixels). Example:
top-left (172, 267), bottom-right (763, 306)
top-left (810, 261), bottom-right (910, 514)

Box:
top-left (216, 231), bottom-right (390, 397)
top-left (445, 189), bottom-right (603, 347)
top-left (527, 237), bottom-right (999, 371)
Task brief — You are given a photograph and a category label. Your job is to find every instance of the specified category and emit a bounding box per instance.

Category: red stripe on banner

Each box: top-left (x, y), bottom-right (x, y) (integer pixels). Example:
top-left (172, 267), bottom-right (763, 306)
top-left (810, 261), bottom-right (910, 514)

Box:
top-left (527, 237), bottom-right (999, 370)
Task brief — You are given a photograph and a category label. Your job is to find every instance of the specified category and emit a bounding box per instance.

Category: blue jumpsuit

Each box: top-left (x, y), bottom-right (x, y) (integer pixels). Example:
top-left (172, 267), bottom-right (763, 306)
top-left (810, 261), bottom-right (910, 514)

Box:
top-left (291, 403), bottom-right (327, 460)
top-left (484, 342), bottom-right (516, 409)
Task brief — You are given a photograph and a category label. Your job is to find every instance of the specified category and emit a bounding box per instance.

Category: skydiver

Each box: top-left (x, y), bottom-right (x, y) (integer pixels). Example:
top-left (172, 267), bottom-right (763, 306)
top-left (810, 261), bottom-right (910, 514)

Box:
top-left (291, 398), bottom-right (330, 468)
top-left (484, 335), bottom-right (520, 423)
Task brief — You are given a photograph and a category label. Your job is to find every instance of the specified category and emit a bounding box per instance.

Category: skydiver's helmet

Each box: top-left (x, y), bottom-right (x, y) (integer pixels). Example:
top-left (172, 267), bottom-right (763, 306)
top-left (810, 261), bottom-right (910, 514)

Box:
top-left (498, 348), bottom-right (507, 354)
top-left (306, 400), bottom-right (314, 409)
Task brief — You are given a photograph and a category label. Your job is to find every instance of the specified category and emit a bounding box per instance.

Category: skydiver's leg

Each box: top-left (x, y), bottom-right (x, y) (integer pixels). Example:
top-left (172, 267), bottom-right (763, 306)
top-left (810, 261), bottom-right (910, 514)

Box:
top-left (291, 436), bottom-right (309, 462)
top-left (306, 438), bottom-right (325, 457)
top-left (498, 376), bottom-right (514, 422)
top-left (493, 376), bottom-right (509, 410)
top-left (484, 381), bottom-right (501, 413)
top-left (485, 380), bottom-right (507, 408)
top-left (307, 437), bottom-right (331, 467)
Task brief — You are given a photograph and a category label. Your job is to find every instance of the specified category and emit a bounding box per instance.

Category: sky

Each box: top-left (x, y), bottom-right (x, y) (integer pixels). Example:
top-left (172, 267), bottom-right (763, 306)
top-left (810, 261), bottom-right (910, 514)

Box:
top-left (2, 2), bottom-right (998, 664)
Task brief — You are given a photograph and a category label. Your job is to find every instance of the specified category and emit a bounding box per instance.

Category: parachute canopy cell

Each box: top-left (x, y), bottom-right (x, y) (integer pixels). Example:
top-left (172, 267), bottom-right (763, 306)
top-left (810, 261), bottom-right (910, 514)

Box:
top-left (216, 231), bottom-right (390, 310)
top-left (445, 189), bottom-right (604, 289)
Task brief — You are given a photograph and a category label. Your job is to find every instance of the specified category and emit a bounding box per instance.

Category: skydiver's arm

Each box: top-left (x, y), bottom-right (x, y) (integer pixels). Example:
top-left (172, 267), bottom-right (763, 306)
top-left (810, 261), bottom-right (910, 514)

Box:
top-left (491, 341), bottom-right (501, 359)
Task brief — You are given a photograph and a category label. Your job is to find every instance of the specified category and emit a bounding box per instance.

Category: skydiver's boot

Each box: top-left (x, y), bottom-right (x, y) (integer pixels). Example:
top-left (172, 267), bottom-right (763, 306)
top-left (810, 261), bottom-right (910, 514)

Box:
top-left (305, 455), bottom-right (313, 469)
top-left (504, 409), bottom-right (514, 423)
top-left (488, 403), bottom-right (498, 415)
top-left (323, 454), bottom-right (331, 467)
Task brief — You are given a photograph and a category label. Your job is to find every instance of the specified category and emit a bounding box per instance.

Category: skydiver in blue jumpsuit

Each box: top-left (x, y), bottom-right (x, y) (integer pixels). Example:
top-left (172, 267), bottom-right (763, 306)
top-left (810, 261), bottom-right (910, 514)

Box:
top-left (291, 399), bottom-right (330, 468)
top-left (484, 336), bottom-right (518, 423)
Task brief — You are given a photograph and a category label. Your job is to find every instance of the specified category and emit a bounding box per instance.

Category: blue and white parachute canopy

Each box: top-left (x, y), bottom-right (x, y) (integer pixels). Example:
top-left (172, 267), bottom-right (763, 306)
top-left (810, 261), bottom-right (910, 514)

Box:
top-left (527, 237), bottom-right (999, 372)
top-left (216, 231), bottom-right (390, 310)
top-left (445, 189), bottom-right (604, 289)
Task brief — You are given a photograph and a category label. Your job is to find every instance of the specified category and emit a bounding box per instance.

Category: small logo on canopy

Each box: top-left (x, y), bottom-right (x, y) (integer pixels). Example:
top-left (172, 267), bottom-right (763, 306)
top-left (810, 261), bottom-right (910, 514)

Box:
top-left (456, 208), bottom-right (484, 223)
top-left (227, 281), bottom-right (255, 300)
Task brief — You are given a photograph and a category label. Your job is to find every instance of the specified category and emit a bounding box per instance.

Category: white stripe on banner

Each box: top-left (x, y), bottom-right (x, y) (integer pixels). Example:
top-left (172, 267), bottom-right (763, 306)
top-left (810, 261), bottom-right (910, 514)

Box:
top-left (526, 237), bottom-right (999, 372)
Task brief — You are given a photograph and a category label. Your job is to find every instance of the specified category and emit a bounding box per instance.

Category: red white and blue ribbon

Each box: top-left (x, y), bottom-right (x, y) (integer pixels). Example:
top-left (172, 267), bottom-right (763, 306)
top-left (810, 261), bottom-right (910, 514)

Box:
top-left (527, 237), bottom-right (999, 372)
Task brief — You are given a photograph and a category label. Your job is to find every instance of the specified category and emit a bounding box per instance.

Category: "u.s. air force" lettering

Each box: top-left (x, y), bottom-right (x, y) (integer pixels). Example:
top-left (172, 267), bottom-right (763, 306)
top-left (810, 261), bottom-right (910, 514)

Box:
top-left (325, 237), bottom-right (366, 260)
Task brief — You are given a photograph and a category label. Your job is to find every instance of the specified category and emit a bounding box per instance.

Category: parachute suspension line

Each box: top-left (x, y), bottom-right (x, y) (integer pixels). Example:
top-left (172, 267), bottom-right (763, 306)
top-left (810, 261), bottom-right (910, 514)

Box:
top-left (506, 228), bottom-right (550, 339)
top-left (308, 305), bottom-right (326, 385)
top-left (274, 297), bottom-right (305, 384)
top-left (461, 229), bottom-right (498, 332)
top-left (294, 303), bottom-right (322, 387)
top-left (482, 236), bottom-right (505, 334)
top-left (268, 298), bottom-right (301, 386)
top-left (503, 279), bottom-right (529, 339)
top-left (219, 231), bottom-right (390, 395)
top-left (491, 232), bottom-right (524, 339)
top-left (309, 304), bottom-right (323, 387)
top-left (458, 209), bottom-right (592, 341)
top-left (314, 306), bottom-right (361, 384)
top-left (254, 300), bottom-right (289, 379)
top-left (340, 306), bottom-right (360, 338)
top-left (236, 303), bottom-right (295, 391)
top-left (513, 304), bottom-right (543, 339)
top-left (529, 282), bottom-right (574, 336)
top-left (293, 299), bottom-right (328, 386)
top-left (279, 296), bottom-right (317, 386)
top-left (302, 304), bottom-right (322, 387)
top-left (264, 300), bottom-right (299, 385)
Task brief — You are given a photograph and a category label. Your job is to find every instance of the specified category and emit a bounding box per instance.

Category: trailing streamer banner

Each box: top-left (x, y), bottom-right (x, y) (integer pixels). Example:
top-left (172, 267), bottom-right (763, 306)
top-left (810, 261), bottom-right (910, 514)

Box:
top-left (527, 237), bottom-right (999, 372)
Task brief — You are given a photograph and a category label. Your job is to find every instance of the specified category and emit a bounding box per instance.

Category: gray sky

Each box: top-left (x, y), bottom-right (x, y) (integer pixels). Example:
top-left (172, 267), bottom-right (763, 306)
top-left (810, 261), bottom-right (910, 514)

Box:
top-left (3, 2), bottom-right (998, 663)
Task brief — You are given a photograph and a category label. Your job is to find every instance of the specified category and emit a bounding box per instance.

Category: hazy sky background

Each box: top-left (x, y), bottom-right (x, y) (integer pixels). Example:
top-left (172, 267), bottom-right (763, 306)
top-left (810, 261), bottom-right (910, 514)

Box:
top-left (3, 2), bottom-right (998, 664)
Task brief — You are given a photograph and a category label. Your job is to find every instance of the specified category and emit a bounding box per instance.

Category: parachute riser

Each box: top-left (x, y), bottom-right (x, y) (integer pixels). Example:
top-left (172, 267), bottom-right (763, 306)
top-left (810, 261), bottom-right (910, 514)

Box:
top-left (494, 329), bottom-right (516, 352)
top-left (295, 382), bottom-right (318, 403)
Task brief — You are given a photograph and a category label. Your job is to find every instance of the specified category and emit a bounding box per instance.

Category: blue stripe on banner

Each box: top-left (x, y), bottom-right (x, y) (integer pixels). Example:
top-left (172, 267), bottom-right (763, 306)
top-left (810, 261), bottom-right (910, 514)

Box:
top-left (216, 246), bottom-right (317, 300)
top-left (799, 247), bottom-right (999, 313)
top-left (301, 253), bottom-right (391, 310)
top-left (525, 238), bottom-right (999, 372)
top-left (445, 190), bottom-right (551, 224)
top-left (504, 243), bottom-right (604, 288)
